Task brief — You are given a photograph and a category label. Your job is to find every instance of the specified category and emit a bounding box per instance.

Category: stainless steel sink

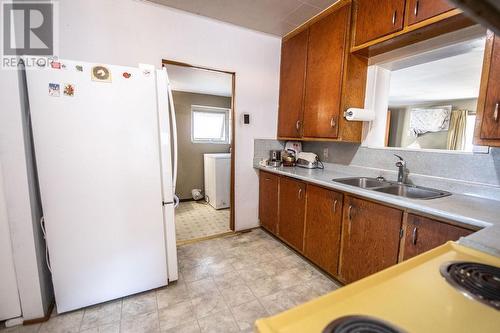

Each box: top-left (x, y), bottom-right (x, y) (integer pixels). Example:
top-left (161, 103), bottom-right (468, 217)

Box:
top-left (333, 177), bottom-right (451, 200)
top-left (333, 177), bottom-right (390, 189)
top-left (372, 184), bottom-right (451, 200)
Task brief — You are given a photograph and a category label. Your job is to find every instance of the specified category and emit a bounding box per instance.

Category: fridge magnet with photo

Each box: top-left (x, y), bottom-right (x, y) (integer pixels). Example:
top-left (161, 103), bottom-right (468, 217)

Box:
top-left (91, 65), bottom-right (112, 83)
top-left (49, 83), bottom-right (60, 97)
top-left (75, 65), bottom-right (83, 72)
top-left (64, 84), bottom-right (75, 97)
top-left (122, 72), bottom-right (132, 79)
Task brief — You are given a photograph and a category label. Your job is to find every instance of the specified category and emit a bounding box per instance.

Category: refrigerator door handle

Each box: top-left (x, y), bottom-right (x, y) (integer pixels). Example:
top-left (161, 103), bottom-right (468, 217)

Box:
top-left (167, 83), bottom-right (178, 194)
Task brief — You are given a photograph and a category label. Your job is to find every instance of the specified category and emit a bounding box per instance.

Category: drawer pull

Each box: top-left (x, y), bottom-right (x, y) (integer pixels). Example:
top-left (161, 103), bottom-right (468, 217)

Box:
top-left (298, 188), bottom-right (302, 200)
top-left (392, 10), bottom-right (397, 25)
top-left (296, 120), bottom-right (301, 132)
top-left (333, 199), bottom-right (338, 213)
top-left (494, 102), bottom-right (499, 122)
top-left (412, 227), bottom-right (418, 245)
top-left (414, 0), bottom-right (419, 16)
top-left (347, 205), bottom-right (353, 237)
top-left (330, 117), bottom-right (336, 128)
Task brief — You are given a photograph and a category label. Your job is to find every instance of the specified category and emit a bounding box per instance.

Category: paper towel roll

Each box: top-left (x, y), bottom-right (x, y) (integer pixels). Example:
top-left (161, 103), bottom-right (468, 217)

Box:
top-left (344, 108), bottom-right (375, 121)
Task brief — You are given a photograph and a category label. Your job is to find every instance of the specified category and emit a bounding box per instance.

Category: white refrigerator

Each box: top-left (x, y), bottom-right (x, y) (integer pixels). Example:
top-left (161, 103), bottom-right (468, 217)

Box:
top-left (24, 59), bottom-right (179, 313)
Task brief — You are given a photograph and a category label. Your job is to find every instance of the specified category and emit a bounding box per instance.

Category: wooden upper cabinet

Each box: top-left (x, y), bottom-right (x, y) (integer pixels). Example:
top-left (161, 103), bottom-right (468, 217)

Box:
top-left (303, 5), bottom-right (349, 139)
top-left (259, 171), bottom-right (279, 234)
top-left (477, 33), bottom-right (500, 141)
top-left (277, 29), bottom-right (308, 138)
top-left (354, 0), bottom-right (406, 46)
top-left (304, 185), bottom-right (343, 276)
top-left (406, 0), bottom-right (455, 26)
top-left (339, 196), bottom-right (403, 283)
top-left (402, 214), bottom-right (473, 260)
top-left (278, 177), bottom-right (306, 252)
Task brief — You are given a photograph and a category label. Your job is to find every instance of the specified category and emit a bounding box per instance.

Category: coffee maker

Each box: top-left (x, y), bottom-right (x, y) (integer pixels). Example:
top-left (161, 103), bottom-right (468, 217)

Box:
top-left (268, 150), bottom-right (282, 167)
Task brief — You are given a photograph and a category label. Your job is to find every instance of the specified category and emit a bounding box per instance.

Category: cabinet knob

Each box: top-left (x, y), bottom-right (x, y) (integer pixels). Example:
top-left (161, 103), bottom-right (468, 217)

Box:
top-left (295, 120), bottom-right (301, 132)
top-left (330, 117), bottom-right (336, 128)
top-left (347, 205), bottom-right (353, 238)
top-left (412, 227), bottom-right (418, 245)
top-left (494, 102), bottom-right (499, 122)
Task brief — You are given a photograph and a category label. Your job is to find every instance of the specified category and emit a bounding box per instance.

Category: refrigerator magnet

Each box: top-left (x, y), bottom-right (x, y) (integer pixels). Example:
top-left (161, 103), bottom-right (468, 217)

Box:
top-left (91, 65), bottom-right (112, 83)
top-left (75, 65), bottom-right (83, 72)
top-left (50, 61), bottom-right (61, 69)
top-left (122, 72), bottom-right (132, 79)
top-left (143, 69), bottom-right (151, 76)
top-left (63, 84), bottom-right (75, 97)
top-left (49, 83), bottom-right (60, 97)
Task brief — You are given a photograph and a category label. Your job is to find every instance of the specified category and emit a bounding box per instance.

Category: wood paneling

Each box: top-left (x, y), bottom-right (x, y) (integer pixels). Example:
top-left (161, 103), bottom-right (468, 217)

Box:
top-left (354, 0), bottom-right (406, 46)
top-left (304, 185), bottom-right (343, 276)
top-left (339, 196), bottom-right (403, 283)
top-left (259, 171), bottom-right (279, 234)
top-left (278, 177), bottom-right (306, 252)
top-left (303, 5), bottom-right (349, 139)
top-left (402, 214), bottom-right (473, 260)
top-left (406, 0), bottom-right (455, 25)
top-left (277, 30), bottom-right (308, 138)
top-left (479, 34), bottom-right (500, 140)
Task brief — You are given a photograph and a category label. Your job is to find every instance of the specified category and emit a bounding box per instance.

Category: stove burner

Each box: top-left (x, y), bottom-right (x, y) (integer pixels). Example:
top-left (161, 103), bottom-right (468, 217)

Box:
top-left (322, 315), bottom-right (405, 333)
top-left (440, 261), bottom-right (500, 310)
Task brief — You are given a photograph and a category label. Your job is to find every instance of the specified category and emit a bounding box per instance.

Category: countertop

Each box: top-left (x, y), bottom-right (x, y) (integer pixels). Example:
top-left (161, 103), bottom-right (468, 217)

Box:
top-left (255, 163), bottom-right (500, 256)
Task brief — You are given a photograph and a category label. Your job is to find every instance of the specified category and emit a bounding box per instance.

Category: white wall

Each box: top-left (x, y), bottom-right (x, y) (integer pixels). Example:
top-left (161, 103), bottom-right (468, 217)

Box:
top-left (57, 0), bottom-right (281, 230)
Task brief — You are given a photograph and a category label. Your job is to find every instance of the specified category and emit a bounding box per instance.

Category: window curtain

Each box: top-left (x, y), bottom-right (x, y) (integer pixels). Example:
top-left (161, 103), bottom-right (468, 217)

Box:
top-left (446, 110), bottom-right (468, 150)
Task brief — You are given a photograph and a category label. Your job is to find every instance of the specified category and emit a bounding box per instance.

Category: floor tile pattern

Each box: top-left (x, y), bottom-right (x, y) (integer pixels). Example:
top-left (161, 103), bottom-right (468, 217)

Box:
top-left (176, 201), bottom-right (230, 242)
top-left (0, 229), bottom-right (340, 333)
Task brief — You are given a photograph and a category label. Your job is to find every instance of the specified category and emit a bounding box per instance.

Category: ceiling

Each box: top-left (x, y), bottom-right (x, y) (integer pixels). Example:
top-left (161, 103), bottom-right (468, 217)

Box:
top-left (388, 47), bottom-right (485, 107)
top-left (165, 64), bottom-right (233, 97)
top-left (146, 0), bottom-right (339, 36)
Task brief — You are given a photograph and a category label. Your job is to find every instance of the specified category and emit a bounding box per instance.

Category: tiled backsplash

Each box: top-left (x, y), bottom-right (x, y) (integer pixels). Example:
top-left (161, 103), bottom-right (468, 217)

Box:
top-left (254, 139), bottom-right (500, 200)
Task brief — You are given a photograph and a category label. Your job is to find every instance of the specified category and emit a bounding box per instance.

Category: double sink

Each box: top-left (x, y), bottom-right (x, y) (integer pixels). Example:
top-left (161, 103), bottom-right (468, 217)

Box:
top-left (333, 177), bottom-right (451, 200)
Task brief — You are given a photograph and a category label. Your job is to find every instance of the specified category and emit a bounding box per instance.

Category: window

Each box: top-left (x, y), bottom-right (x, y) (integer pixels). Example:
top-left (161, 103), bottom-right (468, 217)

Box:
top-left (191, 105), bottom-right (230, 144)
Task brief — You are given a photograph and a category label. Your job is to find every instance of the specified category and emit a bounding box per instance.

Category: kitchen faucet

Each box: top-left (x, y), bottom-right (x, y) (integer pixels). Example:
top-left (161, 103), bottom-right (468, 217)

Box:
top-left (394, 154), bottom-right (408, 184)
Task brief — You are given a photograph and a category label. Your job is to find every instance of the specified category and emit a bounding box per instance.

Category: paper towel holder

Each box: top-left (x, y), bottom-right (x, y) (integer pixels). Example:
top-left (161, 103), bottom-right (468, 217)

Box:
top-left (343, 108), bottom-right (376, 121)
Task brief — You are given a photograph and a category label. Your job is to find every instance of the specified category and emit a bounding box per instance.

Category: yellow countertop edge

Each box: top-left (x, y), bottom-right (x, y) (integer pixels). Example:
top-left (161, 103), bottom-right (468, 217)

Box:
top-left (254, 241), bottom-right (500, 333)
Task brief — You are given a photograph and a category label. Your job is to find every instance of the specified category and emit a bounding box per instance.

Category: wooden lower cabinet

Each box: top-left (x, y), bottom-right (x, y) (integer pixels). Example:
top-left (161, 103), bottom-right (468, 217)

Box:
top-left (258, 171), bottom-right (279, 234)
top-left (402, 214), bottom-right (474, 260)
top-left (339, 196), bottom-right (403, 283)
top-left (278, 177), bottom-right (306, 252)
top-left (304, 185), bottom-right (343, 276)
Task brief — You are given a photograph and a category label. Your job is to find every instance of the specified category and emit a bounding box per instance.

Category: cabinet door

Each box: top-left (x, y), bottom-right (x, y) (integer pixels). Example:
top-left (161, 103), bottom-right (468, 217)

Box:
top-left (479, 34), bottom-right (500, 140)
top-left (303, 5), bottom-right (349, 139)
top-left (277, 29), bottom-right (309, 138)
top-left (278, 177), bottom-right (306, 251)
top-left (259, 172), bottom-right (279, 234)
top-left (402, 214), bottom-right (473, 260)
top-left (354, 0), bottom-right (406, 46)
top-left (304, 185), bottom-right (343, 276)
top-left (339, 196), bottom-right (403, 283)
top-left (406, 0), bottom-right (455, 25)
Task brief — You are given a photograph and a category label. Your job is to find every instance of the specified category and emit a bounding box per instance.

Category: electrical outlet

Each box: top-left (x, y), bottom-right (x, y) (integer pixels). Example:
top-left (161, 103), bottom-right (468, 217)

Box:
top-left (323, 148), bottom-right (329, 160)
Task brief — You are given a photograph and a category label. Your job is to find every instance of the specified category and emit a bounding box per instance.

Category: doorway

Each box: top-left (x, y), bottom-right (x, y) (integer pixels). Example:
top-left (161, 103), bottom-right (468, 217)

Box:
top-left (162, 60), bottom-right (235, 244)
